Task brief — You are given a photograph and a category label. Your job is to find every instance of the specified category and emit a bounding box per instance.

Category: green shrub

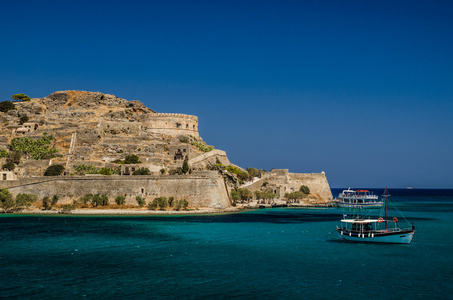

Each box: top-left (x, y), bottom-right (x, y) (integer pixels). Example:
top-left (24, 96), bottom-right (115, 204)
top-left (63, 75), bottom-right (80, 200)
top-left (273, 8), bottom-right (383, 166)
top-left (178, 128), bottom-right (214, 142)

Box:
top-left (2, 162), bottom-right (15, 171)
top-left (159, 168), bottom-right (166, 174)
top-left (299, 185), bottom-right (310, 195)
top-left (178, 135), bottom-right (189, 143)
top-left (115, 195), bottom-right (126, 205)
top-left (158, 197), bottom-right (167, 210)
top-left (182, 155), bottom-right (190, 174)
top-left (191, 142), bottom-right (213, 153)
top-left (6, 151), bottom-right (21, 164)
top-left (42, 196), bottom-right (51, 210)
top-left (19, 115), bottom-right (29, 125)
top-left (168, 197), bottom-right (175, 207)
top-left (51, 195), bottom-right (59, 207)
top-left (80, 194), bottom-right (94, 205)
top-left (0, 149), bottom-right (8, 158)
top-left (100, 194), bottom-right (109, 206)
top-left (0, 189), bottom-right (15, 211)
top-left (9, 133), bottom-right (58, 160)
top-left (15, 193), bottom-right (38, 208)
top-left (44, 164), bottom-right (65, 176)
top-left (124, 155), bottom-right (141, 164)
top-left (132, 167), bottom-right (151, 175)
top-left (11, 93), bottom-right (31, 102)
top-left (284, 191), bottom-right (306, 201)
top-left (74, 164), bottom-right (98, 175)
top-left (0, 101), bottom-right (15, 112)
top-left (136, 196), bottom-right (146, 207)
top-left (148, 198), bottom-right (158, 210)
top-left (98, 168), bottom-right (112, 175)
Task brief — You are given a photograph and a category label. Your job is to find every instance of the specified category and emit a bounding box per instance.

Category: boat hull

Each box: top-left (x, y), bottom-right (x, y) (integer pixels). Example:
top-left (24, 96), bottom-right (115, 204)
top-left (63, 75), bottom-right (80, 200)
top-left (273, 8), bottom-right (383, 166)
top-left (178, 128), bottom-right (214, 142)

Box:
top-left (335, 202), bottom-right (383, 209)
top-left (336, 229), bottom-right (414, 244)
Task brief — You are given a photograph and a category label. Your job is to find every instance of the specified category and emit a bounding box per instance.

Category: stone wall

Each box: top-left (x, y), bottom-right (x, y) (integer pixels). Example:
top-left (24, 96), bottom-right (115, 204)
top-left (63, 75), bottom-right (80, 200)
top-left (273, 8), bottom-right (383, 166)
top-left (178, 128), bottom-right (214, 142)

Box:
top-left (141, 113), bottom-right (199, 137)
top-left (0, 171), bottom-right (231, 209)
top-left (242, 169), bottom-right (332, 202)
top-left (188, 150), bottom-right (231, 170)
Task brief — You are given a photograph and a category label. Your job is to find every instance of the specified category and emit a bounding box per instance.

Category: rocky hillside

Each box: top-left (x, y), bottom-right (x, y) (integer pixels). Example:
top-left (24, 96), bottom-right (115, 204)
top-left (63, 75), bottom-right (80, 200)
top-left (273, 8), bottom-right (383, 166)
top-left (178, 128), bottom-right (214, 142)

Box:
top-left (0, 91), bottom-right (222, 177)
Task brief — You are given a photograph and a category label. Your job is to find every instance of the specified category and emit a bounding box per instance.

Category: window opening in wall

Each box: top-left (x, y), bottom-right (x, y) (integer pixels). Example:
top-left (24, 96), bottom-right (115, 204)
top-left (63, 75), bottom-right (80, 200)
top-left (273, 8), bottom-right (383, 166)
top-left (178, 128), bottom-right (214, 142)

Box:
top-left (141, 188), bottom-right (144, 194)
top-left (186, 124), bottom-right (189, 128)
top-left (2, 174), bottom-right (6, 180)
top-left (193, 125), bottom-right (195, 129)
top-left (176, 123), bottom-right (181, 128)
top-left (183, 149), bottom-right (186, 152)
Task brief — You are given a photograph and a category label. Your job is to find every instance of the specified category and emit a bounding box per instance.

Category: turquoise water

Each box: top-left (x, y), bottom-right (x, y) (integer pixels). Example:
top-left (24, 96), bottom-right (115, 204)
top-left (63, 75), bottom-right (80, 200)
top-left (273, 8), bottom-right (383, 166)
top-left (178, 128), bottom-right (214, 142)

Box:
top-left (1, 189), bottom-right (452, 299)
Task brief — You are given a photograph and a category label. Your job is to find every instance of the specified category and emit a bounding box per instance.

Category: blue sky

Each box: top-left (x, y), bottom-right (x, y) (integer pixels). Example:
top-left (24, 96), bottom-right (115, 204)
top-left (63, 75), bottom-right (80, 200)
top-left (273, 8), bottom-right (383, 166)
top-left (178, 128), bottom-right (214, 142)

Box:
top-left (1, 1), bottom-right (452, 188)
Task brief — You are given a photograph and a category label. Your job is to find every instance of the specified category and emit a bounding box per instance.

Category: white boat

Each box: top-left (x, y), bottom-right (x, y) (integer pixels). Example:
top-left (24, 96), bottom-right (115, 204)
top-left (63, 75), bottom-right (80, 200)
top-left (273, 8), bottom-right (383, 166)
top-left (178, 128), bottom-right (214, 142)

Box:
top-left (335, 188), bottom-right (415, 244)
top-left (332, 188), bottom-right (383, 208)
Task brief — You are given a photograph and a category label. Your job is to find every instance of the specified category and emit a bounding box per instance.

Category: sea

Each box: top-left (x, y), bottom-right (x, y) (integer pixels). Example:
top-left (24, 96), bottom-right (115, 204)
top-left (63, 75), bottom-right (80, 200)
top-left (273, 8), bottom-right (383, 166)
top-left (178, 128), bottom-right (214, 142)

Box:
top-left (1, 188), bottom-right (452, 299)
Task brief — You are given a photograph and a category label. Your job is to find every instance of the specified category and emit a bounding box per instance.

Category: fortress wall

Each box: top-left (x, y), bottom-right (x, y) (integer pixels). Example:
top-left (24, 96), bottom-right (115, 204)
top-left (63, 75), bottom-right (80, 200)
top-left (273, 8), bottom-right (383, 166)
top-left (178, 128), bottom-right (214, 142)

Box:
top-left (101, 121), bottom-right (142, 134)
top-left (141, 113), bottom-right (199, 137)
top-left (287, 172), bottom-right (333, 201)
top-left (0, 171), bottom-right (231, 209)
top-left (188, 150), bottom-right (231, 170)
top-left (241, 170), bottom-right (332, 202)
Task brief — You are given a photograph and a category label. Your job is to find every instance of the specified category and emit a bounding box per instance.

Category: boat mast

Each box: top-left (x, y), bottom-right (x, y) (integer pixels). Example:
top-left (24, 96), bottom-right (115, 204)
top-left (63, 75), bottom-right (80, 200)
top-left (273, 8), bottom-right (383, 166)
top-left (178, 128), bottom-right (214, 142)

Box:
top-left (384, 186), bottom-right (388, 230)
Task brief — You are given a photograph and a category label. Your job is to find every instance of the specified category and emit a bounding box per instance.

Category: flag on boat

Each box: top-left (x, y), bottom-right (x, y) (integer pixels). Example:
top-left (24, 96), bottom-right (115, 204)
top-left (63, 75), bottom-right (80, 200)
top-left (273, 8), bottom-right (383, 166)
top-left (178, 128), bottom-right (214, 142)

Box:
top-left (343, 214), bottom-right (347, 219)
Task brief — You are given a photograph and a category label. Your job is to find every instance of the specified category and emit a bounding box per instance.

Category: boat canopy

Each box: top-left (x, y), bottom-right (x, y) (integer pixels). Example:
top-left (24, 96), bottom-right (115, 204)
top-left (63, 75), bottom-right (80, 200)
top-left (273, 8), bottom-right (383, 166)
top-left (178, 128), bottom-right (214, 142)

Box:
top-left (341, 219), bottom-right (379, 223)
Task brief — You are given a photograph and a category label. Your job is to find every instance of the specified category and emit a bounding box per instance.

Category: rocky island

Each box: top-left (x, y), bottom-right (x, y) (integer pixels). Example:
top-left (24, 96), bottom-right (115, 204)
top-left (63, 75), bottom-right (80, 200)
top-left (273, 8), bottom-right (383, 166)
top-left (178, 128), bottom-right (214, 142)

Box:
top-left (0, 91), bottom-right (332, 213)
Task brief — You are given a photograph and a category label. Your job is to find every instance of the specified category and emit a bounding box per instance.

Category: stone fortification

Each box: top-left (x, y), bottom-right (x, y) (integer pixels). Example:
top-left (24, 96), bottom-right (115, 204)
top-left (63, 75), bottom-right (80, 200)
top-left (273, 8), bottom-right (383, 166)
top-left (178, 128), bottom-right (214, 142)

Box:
top-left (0, 91), bottom-right (211, 174)
top-left (0, 171), bottom-right (231, 209)
top-left (0, 90), bottom-right (333, 209)
top-left (242, 169), bottom-right (332, 203)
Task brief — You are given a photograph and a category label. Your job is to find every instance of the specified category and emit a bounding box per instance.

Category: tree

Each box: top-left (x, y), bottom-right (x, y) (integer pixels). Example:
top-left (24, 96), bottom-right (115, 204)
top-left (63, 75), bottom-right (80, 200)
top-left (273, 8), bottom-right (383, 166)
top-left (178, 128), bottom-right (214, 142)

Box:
top-left (91, 194), bottom-right (104, 207)
top-left (124, 154), bottom-right (141, 164)
top-left (182, 155), bottom-right (190, 174)
top-left (19, 115), bottom-right (29, 125)
top-left (11, 93), bottom-right (31, 102)
top-left (160, 168), bottom-right (166, 175)
top-left (0, 101), bottom-right (15, 112)
top-left (136, 196), bottom-right (146, 207)
top-left (80, 194), bottom-right (94, 205)
top-left (6, 151), bottom-right (21, 164)
top-left (238, 188), bottom-right (252, 202)
top-left (182, 199), bottom-right (189, 210)
top-left (168, 196), bottom-right (175, 207)
top-left (100, 194), bottom-right (109, 206)
top-left (16, 193), bottom-right (38, 208)
top-left (51, 195), bottom-right (59, 207)
top-left (300, 185), bottom-right (310, 195)
top-left (158, 197), bottom-right (168, 210)
top-left (2, 162), bottom-right (15, 171)
top-left (247, 167), bottom-right (259, 178)
top-left (148, 198), bottom-right (159, 210)
top-left (115, 195), bottom-right (126, 205)
top-left (0, 189), bottom-right (15, 212)
top-left (132, 167), bottom-right (151, 175)
top-left (44, 165), bottom-right (65, 176)
top-left (42, 196), bottom-right (51, 210)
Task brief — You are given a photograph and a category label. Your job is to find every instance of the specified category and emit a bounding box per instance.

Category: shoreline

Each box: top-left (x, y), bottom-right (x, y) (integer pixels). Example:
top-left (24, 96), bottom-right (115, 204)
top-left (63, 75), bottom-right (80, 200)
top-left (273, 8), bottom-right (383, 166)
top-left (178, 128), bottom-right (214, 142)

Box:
top-left (1, 203), bottom-right (332, 216)
top-left (2, 207), bottom-right (244, 216)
